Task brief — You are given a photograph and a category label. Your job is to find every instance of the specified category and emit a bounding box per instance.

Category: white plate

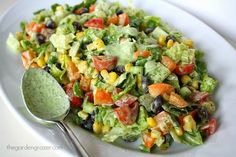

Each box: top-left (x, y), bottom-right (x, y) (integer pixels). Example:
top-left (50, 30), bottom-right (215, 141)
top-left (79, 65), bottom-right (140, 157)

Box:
top-left (1, 0), bottom-right (236, 157)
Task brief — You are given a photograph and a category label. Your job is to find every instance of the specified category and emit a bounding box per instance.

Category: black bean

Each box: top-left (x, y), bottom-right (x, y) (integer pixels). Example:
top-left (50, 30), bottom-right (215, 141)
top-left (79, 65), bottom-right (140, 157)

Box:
top-left (45, 19), bottom-right (56, 29)
top-left (55, 62), bottom-right (62, 70)
top-left (81, 116), bottom-right (94, 131)
top-left (151, 96), bottom-right (163, 114)
top-left (43, 65), bottom-right (50, 73)
top-left (72, 21), bottom-right (82, 31)
top-left (36, 33), bottom-right (46, 45)
top-left (80, 8), bottom-right (89, 15)
top-left (142, 76), bottom-right (150, 93)
top-left (116, 10), bottom-right (124, 15)
top-left (196, 107), bottom-right (209, 123)
top-left (144, 27), bottom-right (155, 34)
top-left (166, 35), bottom-right (177, 42)
top-left (114, 65), bottom-right (125, 75)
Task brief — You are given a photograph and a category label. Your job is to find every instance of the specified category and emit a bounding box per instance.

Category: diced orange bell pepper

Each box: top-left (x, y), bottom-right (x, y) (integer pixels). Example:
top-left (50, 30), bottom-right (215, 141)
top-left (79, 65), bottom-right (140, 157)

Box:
top-left (67, 61), bottom-right (80, 82)
top-left (142, 132), bottom-right (156, 149)
top-left (169, 92), bottom-right (188, 108)
top-left (21, 50), bottom-right (36, 69)
top-left (134, 50), bottom-right (151, 59)
top-left (161, 56), bottom-right (176, 72)
top-left (94, 88), bottom-right (113, 105)
top-left (89, 5), bottom-right (95, 13)
top-left (148, 83), bottom-right (174, 97)
top-left (79, 76), bottom-right (91, 92)
top-left (107, 14), bottom-right (119, 26)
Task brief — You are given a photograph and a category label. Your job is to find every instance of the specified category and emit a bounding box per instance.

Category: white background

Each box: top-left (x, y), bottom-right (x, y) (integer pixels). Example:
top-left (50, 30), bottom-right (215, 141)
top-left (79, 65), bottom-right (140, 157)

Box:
top-left (0, 0), bottom-right (235, 157)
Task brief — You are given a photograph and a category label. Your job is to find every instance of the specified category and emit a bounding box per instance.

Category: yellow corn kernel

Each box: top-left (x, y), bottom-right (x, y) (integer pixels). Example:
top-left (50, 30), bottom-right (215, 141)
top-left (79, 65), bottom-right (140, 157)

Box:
top-left (162, 93), bottom-right (170, 101)
top-left (102, 125), bottom-right (111, 134)
top-left (44, 51), bottom-right (50, 63)
top-left (175, 127), bottom-right (183, 136)
top-left (192, 80), bottom-right (199, 89)
top-left (76, 32), bottom-right (85, 40)
top-left (93, 121), bottom-right (103, 134)
top-left (77, 60), bottom-right (88, 74)
top-left (181, 75), bottom-right (191, 85)
top-left (183, 115), bottom-right (196, 132)
top-left (93, 38), bottom-right (105, 50)
top-left (147, 117), bottom-right (157, 128)
top-left (184, 39), bottom-right (194, 48)
top-left (36, 56), bottom-right (45, 68)
top-left (167, 39), bottom-right (174, 48)
top-left (151, 129), bottom-right (162, 139)
top-left (108, 72), bottom-right (118, 85)
top-left (158, 35), bottom-right (166, 46)
top-left (125, 63), bottom-right (133, 72)
top-left (100, 70), bottom-right (109, 80)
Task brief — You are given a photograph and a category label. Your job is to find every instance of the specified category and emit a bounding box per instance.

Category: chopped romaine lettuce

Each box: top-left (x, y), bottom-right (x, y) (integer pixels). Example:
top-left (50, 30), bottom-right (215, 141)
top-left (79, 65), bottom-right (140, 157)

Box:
top-left (200, 74), bottom-right (218, 93)
top-left (49, 33), bottom-right (75, 52)
top-left (7, 33), bottom-right (21, 53)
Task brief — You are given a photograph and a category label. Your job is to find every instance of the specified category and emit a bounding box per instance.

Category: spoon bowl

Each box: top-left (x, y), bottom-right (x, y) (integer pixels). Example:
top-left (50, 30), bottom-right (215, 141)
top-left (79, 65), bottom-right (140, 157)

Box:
top-left (21, 68), bottom-right (89, 157)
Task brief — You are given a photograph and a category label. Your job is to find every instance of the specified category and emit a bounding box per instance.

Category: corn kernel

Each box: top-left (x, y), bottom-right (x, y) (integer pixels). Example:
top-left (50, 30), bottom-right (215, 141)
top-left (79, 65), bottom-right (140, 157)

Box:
top-left (37, 56), bottom-right (45, 68)
top-left (151, 129), bottom-right (162, 138)
top-left (158, 35), bottom-right (166, 46)
top-left (77, 60), bottom-right (88, 74)
top-left (108, 72), bottom-right (118, 85)
top-left (93, 121), bottom-right (103, 134)
top-left (93, 38), bottom-right (105, 50)
top-left (183, 115), bottom-right (196, 132)
top-left (175, 127), bottom-right (183, 136)
top-left (44, 51), bottom-right (50, 63)
top-left (192, 80), bottom-right (199, 89)
top-left (167, 39), bottom-right (174, 48)
top-left (76, 32), bottom-right (85, 40)
top-left (184, 39), bottom-right (194, 48)
top-left (125, 63), bottom-right (133, 72)
top-left (100, 70), bottom-right (109, 80)
top-left (102, 125), bottom-right (111, 134)
top-left (147, 117), bottom-right (157, 128)
top-left (181, 75), bottom-right (191, 85)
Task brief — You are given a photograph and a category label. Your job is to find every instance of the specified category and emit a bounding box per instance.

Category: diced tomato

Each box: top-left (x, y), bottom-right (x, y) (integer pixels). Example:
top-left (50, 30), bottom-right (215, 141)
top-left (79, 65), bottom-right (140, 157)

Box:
top-left (21, 50), bottom-right (36, 69)
top-left (118, 13), bottom-right (129, 26)
top-left (142, 132), bottom-right (156, 149)
top-left (89, 5), bottom-right (95, 13)
top-left (26, 22), bottom-right (46, 33)
top-left (154, 111), bottom-right (173, 135)
top-left (84, 18), bottom-right (104, 29)
top-left (64, 83), bottom-right (83, 108)
top-left (85, 91), bottom-right (94, 103)
top-left (148, 83), bottom-right (174, 97)
top-left (67, 61), bottom-right (80, 82)
top-left (190, 91), bottom-right (209, 104)
top-left (134, 50), bottom-right (151, 59)
top-left (114, 94), bottom-right (137, 107)
top-left (107, 14), bottom-right (119, 26)
top-left (79, 76), bottom-right (91, 92)
top-left (92, 55), bottom-right (117, 71)
top-left (169, 92), bottom-right (188, 108)
top-left (201, 118), bottom-right (217, 136)
top-left (161, 56), bottom-right (176, 72)
top-left (174, 64), bottom-right (195, 75)
top-left (114, 102), bottom-right (139, 125)
top-left (94, 88), bottom-right (114, 105)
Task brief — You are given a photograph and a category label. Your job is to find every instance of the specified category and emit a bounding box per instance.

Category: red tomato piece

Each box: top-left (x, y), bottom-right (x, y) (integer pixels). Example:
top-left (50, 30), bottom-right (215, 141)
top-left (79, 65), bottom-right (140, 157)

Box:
top-left (118, 13), bottom-right (129, 26)
top-left (201, 118), bottom-right (217, 136)
top-left (190, 91), bottom-right (209, 104)
top-left (84, 18), bottom-right (104, 29)
top-left (142, 132), bottom-right (156, 149)
top-left (64, 83), bottom-right (83, 108)
top-left (85, 91), bottom-right (94, 103)
top-left (174, 64), bottom-right (195, 75)
top-left (114, 94), bottom-right (137, 107)
top-left (92, 55), bottom-right (117, 71)
top-left (154, 111), bottom-right (173, 135)
top-left (114, 102), bottom-right (139, 125)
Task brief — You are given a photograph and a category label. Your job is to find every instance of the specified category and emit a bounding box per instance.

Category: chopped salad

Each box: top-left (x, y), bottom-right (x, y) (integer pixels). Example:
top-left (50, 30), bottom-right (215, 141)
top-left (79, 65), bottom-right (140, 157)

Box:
top-left (7, 0), bottom-right (218, 153)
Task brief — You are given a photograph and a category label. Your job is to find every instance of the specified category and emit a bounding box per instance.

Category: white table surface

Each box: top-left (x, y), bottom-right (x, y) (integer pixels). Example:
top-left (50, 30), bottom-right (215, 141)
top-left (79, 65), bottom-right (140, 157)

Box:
top-left (0, 0), bottom-right (235, 157)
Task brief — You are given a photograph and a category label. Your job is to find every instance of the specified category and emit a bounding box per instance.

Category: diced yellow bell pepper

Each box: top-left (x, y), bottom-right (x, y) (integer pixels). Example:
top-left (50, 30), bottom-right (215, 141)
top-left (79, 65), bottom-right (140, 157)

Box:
top-left (107, 72), bottom-right (118, 85)
top-left (93, 121), bottom-right (103, 134)
top-left (183, 115), bottom-right (196, 132)
top-left (147, 117), bottom-right (157, 128)
top-left (125, 63), bottom-right (133, 72)
top-left (36, 56), bottom-right (45, 68)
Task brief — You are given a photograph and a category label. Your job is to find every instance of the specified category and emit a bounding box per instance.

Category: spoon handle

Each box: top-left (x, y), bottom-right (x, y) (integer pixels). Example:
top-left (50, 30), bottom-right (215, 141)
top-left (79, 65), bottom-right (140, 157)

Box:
top-left (56, 121), bottom-right (89, 157)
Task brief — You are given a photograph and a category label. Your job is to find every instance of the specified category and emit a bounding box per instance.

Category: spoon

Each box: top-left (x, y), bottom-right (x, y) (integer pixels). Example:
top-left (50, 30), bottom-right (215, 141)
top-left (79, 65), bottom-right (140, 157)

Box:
top-left (21, 68), bottom-right (89, 157)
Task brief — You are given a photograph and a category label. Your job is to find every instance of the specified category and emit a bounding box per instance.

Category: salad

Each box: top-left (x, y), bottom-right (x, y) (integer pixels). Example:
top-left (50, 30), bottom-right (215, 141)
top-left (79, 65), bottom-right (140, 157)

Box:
top-left (7, 0), bottom-right (218, 153)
